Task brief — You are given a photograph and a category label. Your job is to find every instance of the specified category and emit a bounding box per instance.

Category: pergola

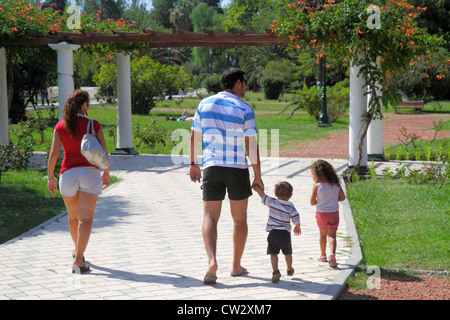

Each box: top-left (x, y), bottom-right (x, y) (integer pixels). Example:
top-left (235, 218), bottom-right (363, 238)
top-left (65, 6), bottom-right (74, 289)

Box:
top-left (0, 28), bottom-right (382, 168)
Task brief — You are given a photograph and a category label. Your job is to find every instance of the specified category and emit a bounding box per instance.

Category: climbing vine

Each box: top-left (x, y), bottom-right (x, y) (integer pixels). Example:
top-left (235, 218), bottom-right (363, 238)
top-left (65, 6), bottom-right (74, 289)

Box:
top-left (273, 0), bottom-right (448, 171)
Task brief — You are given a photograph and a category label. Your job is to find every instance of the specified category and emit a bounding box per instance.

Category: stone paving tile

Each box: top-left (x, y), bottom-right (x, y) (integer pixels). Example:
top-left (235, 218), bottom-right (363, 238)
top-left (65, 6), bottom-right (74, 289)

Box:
top-left (5, 155), bottom-right (425, 300)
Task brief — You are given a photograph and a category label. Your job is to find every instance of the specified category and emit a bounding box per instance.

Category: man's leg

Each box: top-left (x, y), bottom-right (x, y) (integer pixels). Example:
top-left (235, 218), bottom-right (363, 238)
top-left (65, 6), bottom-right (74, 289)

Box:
top-left (230, 198), bottom-right (248, 275)
top-left (203, 200), bottom-right (222, 276)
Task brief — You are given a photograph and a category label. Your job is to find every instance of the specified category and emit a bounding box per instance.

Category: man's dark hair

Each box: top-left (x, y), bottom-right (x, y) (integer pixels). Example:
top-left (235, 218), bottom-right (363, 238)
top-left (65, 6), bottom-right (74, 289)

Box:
top-left (221, 68), bottom-right (246, 90)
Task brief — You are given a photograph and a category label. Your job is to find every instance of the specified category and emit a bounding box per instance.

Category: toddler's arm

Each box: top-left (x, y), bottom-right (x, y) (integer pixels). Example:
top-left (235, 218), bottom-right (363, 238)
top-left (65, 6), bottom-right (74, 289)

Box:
top-left (252, 184), bottom-right (264, 198)
top-left (338, 186), bottom-right (346, 201)
top-left (310, 184), bottom-right (318, 206)
top-left (293, 224), bottom-right (301, 236)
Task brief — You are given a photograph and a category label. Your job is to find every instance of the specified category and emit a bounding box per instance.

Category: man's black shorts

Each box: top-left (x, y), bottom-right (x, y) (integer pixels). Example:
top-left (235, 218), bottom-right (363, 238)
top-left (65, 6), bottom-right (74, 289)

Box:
top-left (202, 166), bottom-right (252, 201)
top-left (267, 229), bottom-right (292, 255)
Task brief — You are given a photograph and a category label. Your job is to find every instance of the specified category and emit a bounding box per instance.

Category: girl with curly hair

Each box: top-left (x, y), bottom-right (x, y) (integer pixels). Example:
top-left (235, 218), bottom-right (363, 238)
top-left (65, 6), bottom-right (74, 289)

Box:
top-left (47, 90), bottom-right (110, 273)
top-left (310, 159), bottom-right (345, 268)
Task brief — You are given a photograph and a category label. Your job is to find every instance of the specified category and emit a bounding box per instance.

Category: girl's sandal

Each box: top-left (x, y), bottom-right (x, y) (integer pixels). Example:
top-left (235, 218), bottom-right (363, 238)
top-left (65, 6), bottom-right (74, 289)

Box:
top-left (328, 254), bottom-right (337, 268)
top-left (317, 255), bottom-right (327, 262)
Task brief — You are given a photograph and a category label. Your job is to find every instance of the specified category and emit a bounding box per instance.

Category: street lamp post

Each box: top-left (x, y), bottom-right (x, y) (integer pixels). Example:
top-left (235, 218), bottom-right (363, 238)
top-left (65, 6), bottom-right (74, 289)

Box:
top-left (317, 56), bottom-right (331, 127)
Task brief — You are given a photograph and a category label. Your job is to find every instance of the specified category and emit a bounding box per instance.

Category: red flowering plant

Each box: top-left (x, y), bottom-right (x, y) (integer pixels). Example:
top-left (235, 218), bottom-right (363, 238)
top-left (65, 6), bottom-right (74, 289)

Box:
top-left (273, 0), bottom-right (448, 171)
top-left (0, 0), bottom-right (142, 123)
top-left (0, 0), bottom-right (141, 54)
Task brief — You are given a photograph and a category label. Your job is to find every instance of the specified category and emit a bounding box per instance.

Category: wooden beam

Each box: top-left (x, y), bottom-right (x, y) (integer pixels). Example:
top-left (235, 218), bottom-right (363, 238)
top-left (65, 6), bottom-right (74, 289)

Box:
top-left (3, 29), bottom-right (289, 48)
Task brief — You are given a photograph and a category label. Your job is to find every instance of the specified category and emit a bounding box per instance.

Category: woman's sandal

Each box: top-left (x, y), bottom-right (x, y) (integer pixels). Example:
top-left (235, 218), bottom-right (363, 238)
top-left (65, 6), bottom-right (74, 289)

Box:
top-left (318, 255), bottom-right (327, 262)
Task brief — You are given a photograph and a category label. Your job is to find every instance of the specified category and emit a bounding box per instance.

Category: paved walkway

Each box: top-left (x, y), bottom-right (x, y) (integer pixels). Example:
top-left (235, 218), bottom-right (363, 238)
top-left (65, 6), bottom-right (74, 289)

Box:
top-left (1, 154), bottom-right (422, 301)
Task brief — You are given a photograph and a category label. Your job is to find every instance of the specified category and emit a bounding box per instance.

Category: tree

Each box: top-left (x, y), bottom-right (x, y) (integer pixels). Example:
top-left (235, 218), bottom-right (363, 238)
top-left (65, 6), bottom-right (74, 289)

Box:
top-left (9, 47), bottom-right (56, 123)
top-left (408, 0), bottom-right (450, 50)
top-left (41, 0), bottom-right (67, 12)
top-left (74, 0), bottom-right (127, 19)
top-left (274, 0), bottom-right (447, 172)
top-left (94, 57), bottom-right (192, 114)
top-left (190, 2), bottom-right (226, 73)
top-left (223, 0), bottom-right (286, 32)
top-left (239, 46), bottom-right (293, 90)
top-left (149, 0), bottom-right (177, 29)
top-left (122, 0), bottom-right (153, 30)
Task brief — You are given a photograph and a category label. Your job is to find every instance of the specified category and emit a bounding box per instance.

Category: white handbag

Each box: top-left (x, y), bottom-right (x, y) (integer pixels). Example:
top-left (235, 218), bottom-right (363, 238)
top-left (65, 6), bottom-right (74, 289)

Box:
top-left (80, 118), bottom-right (109, 169)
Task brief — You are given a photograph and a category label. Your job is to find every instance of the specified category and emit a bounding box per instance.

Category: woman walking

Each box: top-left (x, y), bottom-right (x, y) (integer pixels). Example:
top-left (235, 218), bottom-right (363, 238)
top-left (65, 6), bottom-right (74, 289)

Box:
top-left (47, 90), bottom-right (110, 273)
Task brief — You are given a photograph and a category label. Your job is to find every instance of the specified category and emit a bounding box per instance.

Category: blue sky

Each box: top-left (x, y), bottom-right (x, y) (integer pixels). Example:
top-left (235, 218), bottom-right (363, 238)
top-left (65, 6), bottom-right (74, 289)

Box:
top-left (221, 0), bottom-right (231, 7)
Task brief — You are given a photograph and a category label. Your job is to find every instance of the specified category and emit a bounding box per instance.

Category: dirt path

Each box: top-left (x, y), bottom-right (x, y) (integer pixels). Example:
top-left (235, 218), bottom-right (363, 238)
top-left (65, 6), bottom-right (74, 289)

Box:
top-left (156, 109), bottom-right (449, 160)
top-left (280, 113), bottom-right (450, 159)
top-left (338, 273), bottom-right (449, 300)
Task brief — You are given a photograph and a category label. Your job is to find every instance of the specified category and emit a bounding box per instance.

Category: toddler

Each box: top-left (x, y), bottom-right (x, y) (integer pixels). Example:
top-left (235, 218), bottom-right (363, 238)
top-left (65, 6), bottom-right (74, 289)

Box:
top-left (310, 159), bottom-right (345, 268)
top-left (253, 181), bottom-right (301, 283)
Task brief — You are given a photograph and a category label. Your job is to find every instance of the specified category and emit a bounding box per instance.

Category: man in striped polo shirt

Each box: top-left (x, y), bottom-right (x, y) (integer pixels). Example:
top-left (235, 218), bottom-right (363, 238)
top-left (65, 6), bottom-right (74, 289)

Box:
top-left (189, 68), bottom-right (264, 284)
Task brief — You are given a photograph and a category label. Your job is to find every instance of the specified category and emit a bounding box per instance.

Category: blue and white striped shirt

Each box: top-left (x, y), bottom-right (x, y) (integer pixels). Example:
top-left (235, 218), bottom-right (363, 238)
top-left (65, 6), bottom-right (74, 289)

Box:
top-left (262, 194), bottom-right (300, 232)
top-left (191, 91), bottom-right (257, 169)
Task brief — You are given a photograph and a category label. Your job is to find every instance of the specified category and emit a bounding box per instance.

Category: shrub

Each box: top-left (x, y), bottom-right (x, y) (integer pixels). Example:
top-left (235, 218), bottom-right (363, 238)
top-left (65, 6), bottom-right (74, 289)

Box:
top-left (202, 74), bottom-right (222, 94)
top-left (134, 120), bottom-right (168, 149)
top-left (259, 77), bottom-right (284, 100)
top-left (287, 81), bottom-right (349, 122)
top-left (0, 145), bottom-right (33, 180)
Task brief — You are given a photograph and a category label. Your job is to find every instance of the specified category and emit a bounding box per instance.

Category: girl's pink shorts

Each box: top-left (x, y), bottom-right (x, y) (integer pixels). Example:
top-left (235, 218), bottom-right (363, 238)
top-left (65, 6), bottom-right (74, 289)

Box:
top-left (315, 211), bottom-right (340, 230)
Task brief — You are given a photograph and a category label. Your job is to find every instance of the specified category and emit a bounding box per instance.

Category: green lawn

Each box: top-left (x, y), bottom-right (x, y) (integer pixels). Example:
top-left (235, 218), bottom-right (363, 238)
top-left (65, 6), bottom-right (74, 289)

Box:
top-left (346, 178), bottom-right (449, 271)
top-left (0, 169), bottom-right (65, 244)
top-left (0, 170), bottom-right (120, 244)
top-left (18, 99), bottom-right (349, 155)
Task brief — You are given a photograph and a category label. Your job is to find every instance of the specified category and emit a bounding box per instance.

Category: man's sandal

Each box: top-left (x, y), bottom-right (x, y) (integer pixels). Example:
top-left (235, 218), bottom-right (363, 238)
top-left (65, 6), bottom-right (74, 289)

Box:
top-left (203, 274), bottom-right (217, 285)
top-left (72, 264), bottom-right (90, 274)
top-left (272, 270), bottom-right (281, 283)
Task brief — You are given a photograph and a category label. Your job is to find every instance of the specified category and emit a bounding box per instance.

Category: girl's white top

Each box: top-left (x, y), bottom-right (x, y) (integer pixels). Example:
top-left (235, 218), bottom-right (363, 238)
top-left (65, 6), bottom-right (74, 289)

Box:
top-left (316, 182), bottom-right (340, 212)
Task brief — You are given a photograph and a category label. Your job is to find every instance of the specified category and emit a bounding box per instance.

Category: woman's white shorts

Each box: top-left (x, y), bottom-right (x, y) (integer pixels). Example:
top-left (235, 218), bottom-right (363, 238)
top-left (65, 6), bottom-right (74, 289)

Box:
top-left (59, 166), bottom-right (102, 197)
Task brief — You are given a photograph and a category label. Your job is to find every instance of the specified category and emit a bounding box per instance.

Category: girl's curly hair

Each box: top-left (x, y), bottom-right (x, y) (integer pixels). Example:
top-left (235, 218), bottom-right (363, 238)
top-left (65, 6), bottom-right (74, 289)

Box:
top-left (310, 159), bottom-right (341, 186)
top-left (63, 90), bottom-right (89, 138)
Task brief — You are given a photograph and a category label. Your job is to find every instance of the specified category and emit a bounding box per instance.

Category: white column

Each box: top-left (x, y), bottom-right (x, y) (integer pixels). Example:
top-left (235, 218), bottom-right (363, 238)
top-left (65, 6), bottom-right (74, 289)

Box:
top-left (48, 42), bottom-right (80, 120)
top-left (367, 86), bottom-right (386, 160)
top-left (0, 48), bottom-right (9, 145)
top-left (113, 52), bottom-right (137, 155)
top-left (348, 63), bottom-right (367, 169)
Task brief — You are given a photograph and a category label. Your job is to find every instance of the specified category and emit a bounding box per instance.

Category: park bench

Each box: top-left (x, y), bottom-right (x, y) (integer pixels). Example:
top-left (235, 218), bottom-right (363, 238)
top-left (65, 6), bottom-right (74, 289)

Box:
top-left (394, 101), bottom-right (424, 113)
